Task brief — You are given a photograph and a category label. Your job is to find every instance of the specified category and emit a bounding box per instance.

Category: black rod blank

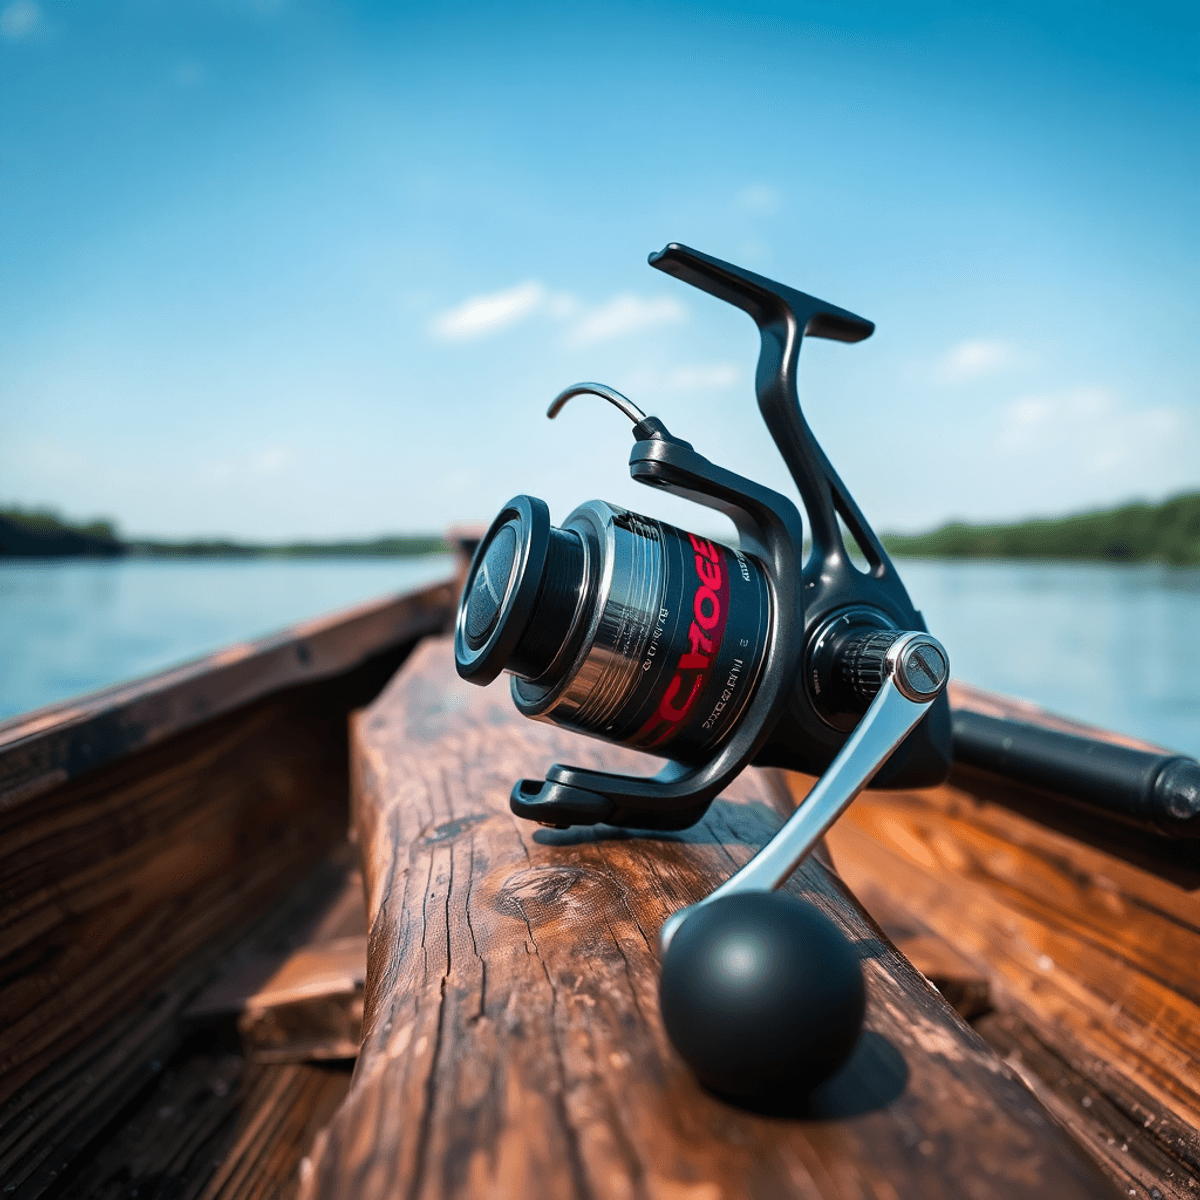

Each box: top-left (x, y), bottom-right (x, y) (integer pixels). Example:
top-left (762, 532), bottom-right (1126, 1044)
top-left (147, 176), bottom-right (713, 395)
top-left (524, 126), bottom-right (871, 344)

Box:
top-left (951, 710), bottom-right (1200, 839)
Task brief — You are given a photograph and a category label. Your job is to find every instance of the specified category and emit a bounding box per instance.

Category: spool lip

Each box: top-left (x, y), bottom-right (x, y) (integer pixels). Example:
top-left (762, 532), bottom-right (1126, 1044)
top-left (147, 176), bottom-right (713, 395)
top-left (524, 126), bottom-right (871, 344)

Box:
top-left (510, 499), bottom-right (614, 715)
top-left (455, 495), bottom-right (551, 685)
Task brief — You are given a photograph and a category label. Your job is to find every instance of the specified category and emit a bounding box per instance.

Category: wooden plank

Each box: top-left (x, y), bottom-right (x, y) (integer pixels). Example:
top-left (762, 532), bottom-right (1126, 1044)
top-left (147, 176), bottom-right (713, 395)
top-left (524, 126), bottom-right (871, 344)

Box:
top-left (198, 1063), bottom-right (353, 1200)
top-left (303, 636), bottom-right (1117, 1200)
top-left (189, 870), bottom-right (368, 1065)
top-left (818, 771), bottom-right (1200, 1198)
top-left (0, 666), bottom-right (369, 1195)
top-left (49, 1053), bottom-right (353, 1200)
top-left (0, 577), bottom-right (455, 812)
top-left (234, 935), bottom-right (366, 1065)
top-left (8, 848), bottom-right (361, 1200)
top-left (0, 695), bottom-right (341, 1131)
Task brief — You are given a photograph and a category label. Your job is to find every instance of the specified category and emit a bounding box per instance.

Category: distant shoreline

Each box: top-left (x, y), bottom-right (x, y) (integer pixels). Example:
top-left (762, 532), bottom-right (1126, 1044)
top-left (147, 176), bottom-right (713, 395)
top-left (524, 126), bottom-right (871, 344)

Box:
top-left (3, 492), bottom-right (1198, 564)
top-left (0, 511), bottom-right (448, 560)
top-left (879, 492), bottom-right (1199, 567)
top-left (126, 536), bottom-right (450, 559)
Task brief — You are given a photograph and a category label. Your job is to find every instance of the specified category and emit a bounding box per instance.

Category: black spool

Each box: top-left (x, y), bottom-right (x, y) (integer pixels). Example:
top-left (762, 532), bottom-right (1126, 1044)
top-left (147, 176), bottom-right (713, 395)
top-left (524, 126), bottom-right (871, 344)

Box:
top-left (507, 527), bottom-right (587, 680)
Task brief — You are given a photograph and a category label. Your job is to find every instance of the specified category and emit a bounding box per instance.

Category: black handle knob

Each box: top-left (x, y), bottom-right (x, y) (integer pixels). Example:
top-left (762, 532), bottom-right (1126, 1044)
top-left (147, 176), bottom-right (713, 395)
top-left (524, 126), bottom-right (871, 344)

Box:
top-left (659, 891), bottom-right (866, 1099)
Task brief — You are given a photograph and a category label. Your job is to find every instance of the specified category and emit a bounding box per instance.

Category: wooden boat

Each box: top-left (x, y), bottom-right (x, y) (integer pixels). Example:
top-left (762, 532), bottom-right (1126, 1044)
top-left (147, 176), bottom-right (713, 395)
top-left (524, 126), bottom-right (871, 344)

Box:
top-left (2, 547), bottom-right (1197, 1199)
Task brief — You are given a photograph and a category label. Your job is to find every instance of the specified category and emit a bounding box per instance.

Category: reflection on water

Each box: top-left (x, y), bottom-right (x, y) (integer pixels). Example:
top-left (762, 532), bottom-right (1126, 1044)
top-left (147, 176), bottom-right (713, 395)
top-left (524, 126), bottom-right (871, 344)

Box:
top-left (2, 556), bottom-right (1198, 758)
top-left (0, 555), bottom-right (456, 721)
top-left (898, 559), bottom-right (1200, 757)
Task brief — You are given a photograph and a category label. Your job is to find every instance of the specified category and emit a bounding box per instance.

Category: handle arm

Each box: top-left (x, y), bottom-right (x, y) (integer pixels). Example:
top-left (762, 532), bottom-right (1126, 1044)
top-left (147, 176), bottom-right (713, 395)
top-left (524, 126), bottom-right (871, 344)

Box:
top-left (661, 631), bottom-right (948, 950)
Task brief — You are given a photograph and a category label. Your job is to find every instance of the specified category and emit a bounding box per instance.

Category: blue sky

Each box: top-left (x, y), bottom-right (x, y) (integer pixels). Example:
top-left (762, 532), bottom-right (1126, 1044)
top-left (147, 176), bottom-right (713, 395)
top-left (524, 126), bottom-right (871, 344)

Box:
top-left (2, 0), bottom-right (1196, 541)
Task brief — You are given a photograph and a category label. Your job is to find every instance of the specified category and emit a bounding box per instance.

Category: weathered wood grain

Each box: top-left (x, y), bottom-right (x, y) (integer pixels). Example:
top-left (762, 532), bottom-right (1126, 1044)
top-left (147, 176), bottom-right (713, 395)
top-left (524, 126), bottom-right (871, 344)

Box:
top-left (189, 871), bottom-right (368, 1065)
top-left (818, 771), bottom-right (1200, 1199)
top-left (199, 1062), bottom-right (353, 1200)
top-left (303, 637), bottom-right (1117, 1199)
top-left (1, 843), bottom-right (361, 1199)
top-left (236, 937), bottom-right (367, 1065)
top-left (51, 1051), bottom-right (353, 1200)
top-left (0, 639), bottom-right (408, 1198)
top-left (0, 705), bottom-right (338, 1199)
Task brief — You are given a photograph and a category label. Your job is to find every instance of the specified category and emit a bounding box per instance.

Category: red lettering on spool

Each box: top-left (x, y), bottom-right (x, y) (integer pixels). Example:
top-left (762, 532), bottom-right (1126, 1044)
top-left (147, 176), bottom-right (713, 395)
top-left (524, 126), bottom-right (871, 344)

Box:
top-left (695, 554), bottom-right (721, 589)
top-left (694, 587), bottom-right (720, 630)
top-left (686, 622), bottom-right (713, 656)
top-left (633, 533), bottom-right (732, 750)
top-left (658, 672), bottom-right (703, 722)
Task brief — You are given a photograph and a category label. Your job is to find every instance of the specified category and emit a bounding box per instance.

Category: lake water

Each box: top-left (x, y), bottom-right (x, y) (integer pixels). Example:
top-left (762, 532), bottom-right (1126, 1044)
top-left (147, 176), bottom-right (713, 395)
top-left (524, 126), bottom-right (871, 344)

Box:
top-left (0, 555), bottom-right (456, 722)
top-left (898, 559), bottom-right (1200, 757)
top-left (2, 556), bottom-right (1197, 758)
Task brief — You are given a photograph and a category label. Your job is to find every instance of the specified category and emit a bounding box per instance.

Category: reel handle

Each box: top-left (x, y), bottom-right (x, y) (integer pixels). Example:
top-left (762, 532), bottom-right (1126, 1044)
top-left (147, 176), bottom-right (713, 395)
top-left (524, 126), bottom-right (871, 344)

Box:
top-left (657, 630), bottom-right (948, 1100)
top-left (661, 630), bottom-right (948, 951)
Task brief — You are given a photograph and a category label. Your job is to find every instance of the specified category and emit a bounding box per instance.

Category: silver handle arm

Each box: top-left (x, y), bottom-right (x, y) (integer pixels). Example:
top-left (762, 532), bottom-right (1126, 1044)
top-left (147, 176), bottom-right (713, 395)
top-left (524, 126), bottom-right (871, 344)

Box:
top-left (660, 632), bottom-right (948, 951)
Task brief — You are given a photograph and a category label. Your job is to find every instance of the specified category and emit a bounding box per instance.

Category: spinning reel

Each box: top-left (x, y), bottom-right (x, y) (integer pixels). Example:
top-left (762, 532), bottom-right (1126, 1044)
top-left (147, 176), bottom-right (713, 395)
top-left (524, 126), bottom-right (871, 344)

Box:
top-left (455, 244), bottom-right (952, 1099)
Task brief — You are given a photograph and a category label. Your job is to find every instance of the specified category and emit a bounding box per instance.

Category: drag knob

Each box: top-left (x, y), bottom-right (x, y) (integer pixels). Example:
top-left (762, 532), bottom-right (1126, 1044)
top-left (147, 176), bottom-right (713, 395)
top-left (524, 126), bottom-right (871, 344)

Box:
top-left (463, 522), bottom-right (519, 648)
top-left (455, 495), bottom-right (589, 686)
top-left (659, 892), bottom-right (866, 1099)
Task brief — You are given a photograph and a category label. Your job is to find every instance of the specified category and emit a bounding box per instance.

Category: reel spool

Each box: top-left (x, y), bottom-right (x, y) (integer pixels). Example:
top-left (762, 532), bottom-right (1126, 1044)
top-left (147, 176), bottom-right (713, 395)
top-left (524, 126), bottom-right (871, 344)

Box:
top-left (454, 244), bottom-right (952, 1099)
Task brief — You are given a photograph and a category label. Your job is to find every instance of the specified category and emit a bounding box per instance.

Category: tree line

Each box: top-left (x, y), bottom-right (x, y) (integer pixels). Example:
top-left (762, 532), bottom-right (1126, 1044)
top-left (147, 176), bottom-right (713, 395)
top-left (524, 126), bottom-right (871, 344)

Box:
top-left (6, 492), bottom-right (1199, 564)
top-left (881, 492), bottom-right (1200, 565)
top-left (0, 507), bottom-right (447, 558)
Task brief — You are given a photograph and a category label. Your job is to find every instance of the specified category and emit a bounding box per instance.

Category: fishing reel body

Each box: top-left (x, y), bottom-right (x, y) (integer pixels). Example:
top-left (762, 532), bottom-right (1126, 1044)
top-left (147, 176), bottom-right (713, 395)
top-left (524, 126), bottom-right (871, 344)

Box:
top-left (455, 243), bottom-right (952, 833)
top-left (454, 242), bottom-right (953, 1099)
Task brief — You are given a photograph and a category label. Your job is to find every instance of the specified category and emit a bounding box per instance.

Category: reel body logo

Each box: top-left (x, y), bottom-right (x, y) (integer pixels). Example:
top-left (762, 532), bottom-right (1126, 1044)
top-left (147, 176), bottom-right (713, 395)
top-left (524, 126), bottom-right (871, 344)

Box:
top-left (633, 533), bottom-right (734, 750)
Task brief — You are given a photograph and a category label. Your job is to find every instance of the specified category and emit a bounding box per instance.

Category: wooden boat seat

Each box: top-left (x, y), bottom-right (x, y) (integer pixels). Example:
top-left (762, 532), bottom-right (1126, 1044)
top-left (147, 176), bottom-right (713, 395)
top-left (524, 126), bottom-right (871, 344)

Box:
top-left (301, 636), bottom-right (1119, 1199)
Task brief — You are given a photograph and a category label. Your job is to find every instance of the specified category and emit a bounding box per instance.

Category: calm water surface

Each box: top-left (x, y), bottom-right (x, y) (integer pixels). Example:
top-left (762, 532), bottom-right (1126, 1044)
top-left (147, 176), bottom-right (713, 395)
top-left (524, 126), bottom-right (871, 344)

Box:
top-left (898, 558), bottom-right (1200, 757)
top-left (0, 555), bottom-right (455, 721)
top-left (2, 556), bottom-right (1198, 758)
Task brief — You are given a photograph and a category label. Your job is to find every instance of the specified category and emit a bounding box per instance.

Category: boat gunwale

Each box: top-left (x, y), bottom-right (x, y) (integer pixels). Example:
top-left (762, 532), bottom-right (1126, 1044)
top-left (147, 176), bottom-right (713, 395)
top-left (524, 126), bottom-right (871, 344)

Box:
top-left (0, 575), bottom-right (459, 813)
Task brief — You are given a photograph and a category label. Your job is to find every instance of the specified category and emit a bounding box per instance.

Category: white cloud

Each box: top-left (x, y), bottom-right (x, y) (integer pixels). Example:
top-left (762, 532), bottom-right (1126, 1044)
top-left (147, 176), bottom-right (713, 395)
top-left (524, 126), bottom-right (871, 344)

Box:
top-left (430, 281), bottom-right (545, 341)
top-left (428, 285), bottom-right (685, 348)
top-left (566, 294), bottom-right (685, 347)
top-left (665, 362), bottom-right (741, 391)
top-left (998, 386), bottom-right (1188, 475)
top-left (1, 0), bottom-right (39, 39)
top-left (936, 339), bottom-right (1015, 383)
top-left (737, 183), bottom-right (782, 213)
